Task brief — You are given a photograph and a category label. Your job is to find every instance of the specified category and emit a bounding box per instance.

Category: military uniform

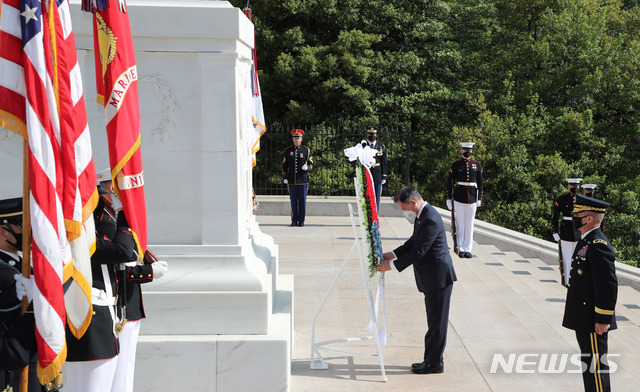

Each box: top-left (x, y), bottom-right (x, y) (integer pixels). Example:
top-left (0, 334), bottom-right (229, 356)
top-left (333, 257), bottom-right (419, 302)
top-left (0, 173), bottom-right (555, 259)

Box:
top-left (562, 195), bottom-right (617, 392)
top-left (551, 178), bottom-right (582, 286)
top-left (361, 128), bottom-right (388, 210)
top-left (282, 129), bottom-right (313, 226)
top-left (0, 198), bottom-right (44, 392)
top-left (446, 143), bottom-right (483, 258)
top-left (64, 196), bottom-right (137, 392)
top-left (111, 262), bottom-right (153, 392)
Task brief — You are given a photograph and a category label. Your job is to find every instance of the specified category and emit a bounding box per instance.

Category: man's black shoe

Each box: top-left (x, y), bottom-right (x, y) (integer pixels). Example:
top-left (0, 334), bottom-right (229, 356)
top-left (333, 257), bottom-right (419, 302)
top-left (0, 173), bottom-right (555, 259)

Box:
top-left (290, 222), bottom-right (297, 227)
top-left (298, 222), bottom-right (304, 227)
top-left (458, 252), bottom-right (465, 258)
top-left (464, 252), bottom-right (472, 258)
top-left (411, 363), bottom-right (444, 374)
top-left (411, 362), bottom-right (424, 369)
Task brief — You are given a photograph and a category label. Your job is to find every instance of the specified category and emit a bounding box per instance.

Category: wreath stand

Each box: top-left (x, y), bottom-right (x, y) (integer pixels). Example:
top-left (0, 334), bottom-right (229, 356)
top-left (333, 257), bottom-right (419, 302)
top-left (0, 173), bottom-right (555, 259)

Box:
top-left (309, 203), bottom-right (387, 381)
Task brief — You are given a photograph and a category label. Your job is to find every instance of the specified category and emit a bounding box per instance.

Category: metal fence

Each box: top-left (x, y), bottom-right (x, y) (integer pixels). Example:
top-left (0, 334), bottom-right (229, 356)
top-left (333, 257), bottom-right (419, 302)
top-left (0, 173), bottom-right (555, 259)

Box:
top-left (252, 124), bottom-right (411, 196)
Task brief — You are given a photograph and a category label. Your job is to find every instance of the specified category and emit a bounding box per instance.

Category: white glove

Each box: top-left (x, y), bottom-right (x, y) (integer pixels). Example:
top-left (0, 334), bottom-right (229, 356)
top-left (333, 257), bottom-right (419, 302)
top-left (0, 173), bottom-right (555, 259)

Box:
top-left (476, 200), bottom-right (481, 207)
top-left (283, 179), bottom-right (288, 184)
top-left (553, 233), bottom-right (560, 242)
top-left (446, 199), bottom-right (452, 211)
top-left (301, 164), bottom-right (308, 171)
top-left (381, 179), bottom-right (386, 185)
top-left (110, 193), bottom-right (123, 212)
top-left (152, 260), bottom-right (168, 280)
top-left (14, 274), bottom-right (34, 303)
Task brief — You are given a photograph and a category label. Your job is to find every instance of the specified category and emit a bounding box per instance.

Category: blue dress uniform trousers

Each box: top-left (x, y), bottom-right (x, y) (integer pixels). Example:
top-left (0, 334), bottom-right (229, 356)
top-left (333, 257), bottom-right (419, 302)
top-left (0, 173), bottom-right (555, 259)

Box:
top-left (288, 184), bottom-right (308, 225)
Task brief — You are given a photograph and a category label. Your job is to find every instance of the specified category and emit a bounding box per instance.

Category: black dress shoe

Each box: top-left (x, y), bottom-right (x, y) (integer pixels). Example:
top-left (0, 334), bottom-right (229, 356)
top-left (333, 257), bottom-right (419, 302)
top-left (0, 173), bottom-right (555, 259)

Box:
top-left (464, 252), bottom-right (472, 258)
top-left (411, 363), bottom-right (444, 374)
top-left (411, 362), bottom-right (424, 369)
top-left (458, 252), bottom-right (465, 258)
top-left (298, 222), bottom-right (304, 227)
top-left (290, 222), bottom-right (296, 227)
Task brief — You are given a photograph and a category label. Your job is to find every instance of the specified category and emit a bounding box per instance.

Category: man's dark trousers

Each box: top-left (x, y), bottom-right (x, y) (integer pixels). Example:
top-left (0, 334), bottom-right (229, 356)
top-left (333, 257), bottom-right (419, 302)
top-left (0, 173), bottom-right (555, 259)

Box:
top-left (423, 284), bottom-right (453, 365)
top-left (288, 184), bottom-right (308, 224)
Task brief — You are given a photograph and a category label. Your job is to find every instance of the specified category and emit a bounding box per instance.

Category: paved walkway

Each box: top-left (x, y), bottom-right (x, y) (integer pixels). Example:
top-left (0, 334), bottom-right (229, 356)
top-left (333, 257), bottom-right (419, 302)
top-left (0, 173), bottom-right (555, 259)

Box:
top-left (256, 214), bottom-right (640, 392)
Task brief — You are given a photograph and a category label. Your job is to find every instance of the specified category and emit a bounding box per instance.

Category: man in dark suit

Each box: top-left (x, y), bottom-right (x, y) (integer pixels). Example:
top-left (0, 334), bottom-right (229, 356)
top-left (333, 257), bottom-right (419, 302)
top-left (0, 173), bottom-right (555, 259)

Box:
top-left (562, 194), bottom-right (617, 392)
top-left (376, 186), bottom-right (457, 374)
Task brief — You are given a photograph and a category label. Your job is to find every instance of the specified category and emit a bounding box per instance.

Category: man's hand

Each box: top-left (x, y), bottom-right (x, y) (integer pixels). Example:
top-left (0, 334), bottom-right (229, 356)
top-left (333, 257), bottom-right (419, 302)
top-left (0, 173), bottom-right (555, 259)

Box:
top-left (14, 274), bottom-right (34, 303)
top-left (301, 164), bottom-right (309, 171)
top-left (595, 323), bottom-right (610, 335)
top-left (382, 252), bottom-right (395, 261)
top-left (553, 233), bottom-right (560, 242)
top-left (476, 200), bottom-right (481, 208)
top-left (446, 199), bottom-right (452, 211)
top-left (381, 179), bottom-right (386, 185)
top-left (152, 260), bottom-right (169, 280)
top-left (283, 179), bottom-right (288, 184)
top-left (110, 193), bottom-right (123, 212)
top-left (376, 261), bottom-right (391, 272)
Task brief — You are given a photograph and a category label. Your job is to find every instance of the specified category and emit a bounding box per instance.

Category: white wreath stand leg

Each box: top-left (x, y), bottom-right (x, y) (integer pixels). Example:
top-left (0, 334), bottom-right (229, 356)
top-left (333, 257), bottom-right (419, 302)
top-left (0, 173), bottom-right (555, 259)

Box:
top-left (309, 204), bottom-right (386, 381)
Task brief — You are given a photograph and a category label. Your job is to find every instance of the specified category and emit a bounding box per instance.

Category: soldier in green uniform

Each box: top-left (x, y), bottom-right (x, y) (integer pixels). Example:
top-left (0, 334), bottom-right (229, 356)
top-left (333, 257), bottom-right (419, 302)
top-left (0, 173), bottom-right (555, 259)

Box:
top-left (282, 129), bottom-right (313, 227)
top-left (562, 194), bottom-right (617, 392)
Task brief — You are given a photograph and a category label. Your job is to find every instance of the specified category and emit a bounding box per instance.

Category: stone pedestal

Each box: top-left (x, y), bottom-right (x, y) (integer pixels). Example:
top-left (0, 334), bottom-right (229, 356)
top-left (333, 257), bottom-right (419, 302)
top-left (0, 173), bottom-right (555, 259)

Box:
top-left (69, 1), bottom-right (290, 390)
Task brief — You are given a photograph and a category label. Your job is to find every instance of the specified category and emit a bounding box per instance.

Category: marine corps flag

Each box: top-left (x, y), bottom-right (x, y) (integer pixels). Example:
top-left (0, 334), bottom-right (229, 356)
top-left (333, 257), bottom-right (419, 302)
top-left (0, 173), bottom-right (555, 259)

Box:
top-left (88, 0), bottom-right (147, 256)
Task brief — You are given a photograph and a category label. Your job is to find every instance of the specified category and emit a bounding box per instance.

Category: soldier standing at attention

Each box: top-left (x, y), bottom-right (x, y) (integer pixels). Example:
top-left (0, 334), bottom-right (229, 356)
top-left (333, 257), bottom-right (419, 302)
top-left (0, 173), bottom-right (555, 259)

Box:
top-left (582, 183), bottom-right (597, 198)
top-left (446, 142), bottom-right (483, 258)
top-left (562, 194), bottom-right (617, 392)
top-left (360, 127), bottom-right (388, 211)
top-left (551, 178), bottom-right (582, 286)
top-left (282, 129), bottom-right (313, 227)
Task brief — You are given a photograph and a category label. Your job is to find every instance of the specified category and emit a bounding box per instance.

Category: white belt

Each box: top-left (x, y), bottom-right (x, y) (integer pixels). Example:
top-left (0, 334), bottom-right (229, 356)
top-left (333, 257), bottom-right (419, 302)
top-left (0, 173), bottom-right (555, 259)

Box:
top-left (563, 217), bottom-right (572, 221)
top-left (457, 182), bottom-right (477, 187)
top-left (91, 287), bottom-right (116, 307)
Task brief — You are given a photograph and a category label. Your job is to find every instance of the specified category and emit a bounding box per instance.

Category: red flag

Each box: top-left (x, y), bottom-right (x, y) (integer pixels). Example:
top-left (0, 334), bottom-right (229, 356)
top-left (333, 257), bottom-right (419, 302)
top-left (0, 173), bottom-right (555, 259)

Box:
top-left (92, 0), bottom-right (147, 256)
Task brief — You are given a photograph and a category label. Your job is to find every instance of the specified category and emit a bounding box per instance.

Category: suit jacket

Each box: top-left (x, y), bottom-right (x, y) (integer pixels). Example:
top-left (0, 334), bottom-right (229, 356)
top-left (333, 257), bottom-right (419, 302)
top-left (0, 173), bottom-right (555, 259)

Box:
top-left (551, 192), bottom-right (580, 241)
top-left (562, 227), bottom-right (618, 332)
top-left (393, 203), bottom-right (457, 292)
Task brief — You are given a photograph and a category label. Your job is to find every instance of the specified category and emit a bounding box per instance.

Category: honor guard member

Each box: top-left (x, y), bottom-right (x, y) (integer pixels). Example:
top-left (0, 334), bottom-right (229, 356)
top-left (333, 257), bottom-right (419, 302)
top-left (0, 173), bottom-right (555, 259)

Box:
top-left (551, 178), bottom-right (582, 286)
top-left (360, 127), bottom-right (388, 210)
top-left (582, 184), bottom-right (596, 198)
top-left (562, 195), bottom-right (617, 392)
top-left (91, 169), bottom-right (170, 392)
top-left (446, 142), bottom-right (484, 258)
top-left (0, 198), bottom-right (46, 392)
top-left (64, 178), bottom-right (137, 392)
top-left (282, 129), bottom-right (313, 227)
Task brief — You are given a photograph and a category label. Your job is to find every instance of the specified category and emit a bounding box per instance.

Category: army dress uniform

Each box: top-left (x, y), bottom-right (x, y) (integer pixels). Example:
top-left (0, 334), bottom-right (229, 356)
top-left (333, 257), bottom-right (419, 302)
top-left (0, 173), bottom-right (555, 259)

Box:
top-left (562, 196), bottom-right (617, 392)
top-left (64, 196), bottom-right (137, 392)
top-left (282, 129), bottom-right (313, 226)
top-left (552, 178), bottom-right (582, 286)
top-left (446, 143), bottom-right (483, 257)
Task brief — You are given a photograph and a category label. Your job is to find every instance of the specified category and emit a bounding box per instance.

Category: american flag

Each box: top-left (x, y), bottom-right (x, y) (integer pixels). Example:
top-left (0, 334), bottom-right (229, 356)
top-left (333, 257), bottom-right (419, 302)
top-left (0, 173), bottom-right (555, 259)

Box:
top-left (243, 7), bottom-right (266, 168)
top-left (0, 0), bottom-right (98, 384)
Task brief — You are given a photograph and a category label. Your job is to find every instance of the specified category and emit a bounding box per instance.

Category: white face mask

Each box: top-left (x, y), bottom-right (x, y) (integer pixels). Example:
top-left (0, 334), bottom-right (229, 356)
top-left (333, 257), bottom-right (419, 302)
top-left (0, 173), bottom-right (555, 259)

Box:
top-left (403, 210), bottom-right (417, 224)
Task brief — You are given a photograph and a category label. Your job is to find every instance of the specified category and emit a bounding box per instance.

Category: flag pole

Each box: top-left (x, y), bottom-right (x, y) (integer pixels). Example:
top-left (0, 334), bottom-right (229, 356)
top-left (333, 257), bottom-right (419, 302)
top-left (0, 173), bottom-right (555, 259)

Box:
top-left (20, 139), bottom-right (31, 392)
